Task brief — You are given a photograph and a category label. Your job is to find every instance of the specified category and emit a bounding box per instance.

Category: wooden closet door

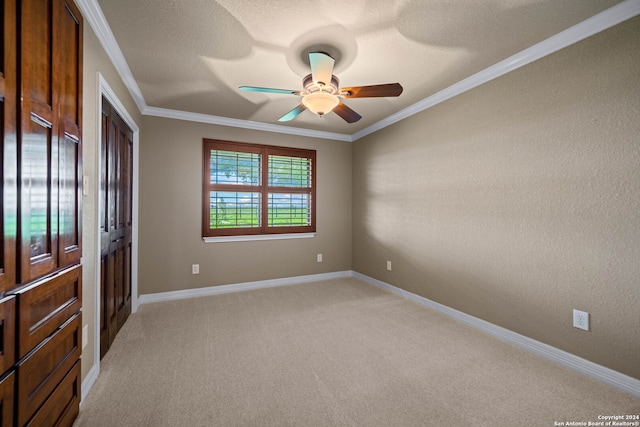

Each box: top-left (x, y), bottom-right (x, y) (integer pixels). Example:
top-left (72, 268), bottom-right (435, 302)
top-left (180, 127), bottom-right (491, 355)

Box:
top-left (1, 0), bottom-right (18, 293)
top-left (19, 0), bottom-right (60, 282)
top-left (19, 0), bottom-right (82, 283)
top-left (57, 0), bottom-right (83, 269)
top-left (115, 122), bottom-right (133, 330)
top-left (100, 99), bottom-right (133, 359)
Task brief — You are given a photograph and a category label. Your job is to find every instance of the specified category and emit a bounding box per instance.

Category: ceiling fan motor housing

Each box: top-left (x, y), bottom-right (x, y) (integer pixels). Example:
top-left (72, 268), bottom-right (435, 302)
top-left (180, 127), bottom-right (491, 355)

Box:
top-left (302, 73), bottom-right (340, 94)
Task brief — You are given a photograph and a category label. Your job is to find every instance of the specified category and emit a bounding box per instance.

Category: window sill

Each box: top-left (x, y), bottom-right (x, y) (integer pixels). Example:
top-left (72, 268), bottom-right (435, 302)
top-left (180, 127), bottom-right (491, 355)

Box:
top-left (203, 233), bottom-right (316, 243)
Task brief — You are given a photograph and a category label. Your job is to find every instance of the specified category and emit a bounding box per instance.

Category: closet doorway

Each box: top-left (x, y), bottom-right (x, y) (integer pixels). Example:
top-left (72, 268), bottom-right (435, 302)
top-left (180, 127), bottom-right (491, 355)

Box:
top-left (99, 96), bottom-right (134, 359)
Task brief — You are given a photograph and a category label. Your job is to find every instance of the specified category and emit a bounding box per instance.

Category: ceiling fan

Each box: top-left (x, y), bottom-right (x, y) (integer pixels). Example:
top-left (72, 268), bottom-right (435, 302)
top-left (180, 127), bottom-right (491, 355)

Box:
top-left (239, 52), bottom-right (403, 123)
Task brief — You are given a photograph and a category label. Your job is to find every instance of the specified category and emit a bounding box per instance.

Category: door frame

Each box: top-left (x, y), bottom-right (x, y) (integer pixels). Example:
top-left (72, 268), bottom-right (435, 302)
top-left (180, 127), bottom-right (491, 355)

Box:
top-left (93, 72), bottom-right (139, 370)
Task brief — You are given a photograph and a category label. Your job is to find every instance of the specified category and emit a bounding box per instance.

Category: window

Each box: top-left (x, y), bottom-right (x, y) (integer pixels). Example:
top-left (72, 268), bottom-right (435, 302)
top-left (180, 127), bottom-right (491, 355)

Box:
top-left (202, 139), bottom-right (316, 238)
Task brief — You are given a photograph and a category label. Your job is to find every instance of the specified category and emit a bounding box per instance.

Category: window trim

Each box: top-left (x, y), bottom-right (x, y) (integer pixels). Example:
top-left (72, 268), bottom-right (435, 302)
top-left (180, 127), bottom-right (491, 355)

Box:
top-left (202, 139), bottom-right (316, 238)
top-left (203, 233), bottom-right (316, 244)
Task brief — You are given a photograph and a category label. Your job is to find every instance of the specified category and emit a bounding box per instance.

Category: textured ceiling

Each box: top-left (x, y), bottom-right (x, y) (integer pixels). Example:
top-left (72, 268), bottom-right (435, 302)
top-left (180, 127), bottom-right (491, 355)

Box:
top-left (95, 0), bottom-right (624, 136)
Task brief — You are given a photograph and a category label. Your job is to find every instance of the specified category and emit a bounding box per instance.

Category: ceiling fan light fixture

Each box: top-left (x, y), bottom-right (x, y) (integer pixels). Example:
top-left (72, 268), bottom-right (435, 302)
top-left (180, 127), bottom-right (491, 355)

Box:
top-left (239, 52), bottom-right (402, 123)
top-left (302, 92), bottom-right (339, 116)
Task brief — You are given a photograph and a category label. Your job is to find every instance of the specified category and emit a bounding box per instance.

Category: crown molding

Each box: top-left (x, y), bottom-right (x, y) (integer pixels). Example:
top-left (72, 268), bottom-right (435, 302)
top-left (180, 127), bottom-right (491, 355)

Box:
top-left (76, 0), bottom-right (148, 113)
top-left (143, 106), bottom-right (353, 142)
top-left (352, 0), bottom-right (640, 141)
top-left (78, 0), bottom-right (640, 143)
top-left (76, 0), bottom-right (351, 142)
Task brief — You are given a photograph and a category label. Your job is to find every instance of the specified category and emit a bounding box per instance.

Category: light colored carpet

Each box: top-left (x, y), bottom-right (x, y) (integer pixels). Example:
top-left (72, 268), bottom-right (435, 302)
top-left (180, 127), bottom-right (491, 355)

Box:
top-left (75, 277), bottom-right (639, 426)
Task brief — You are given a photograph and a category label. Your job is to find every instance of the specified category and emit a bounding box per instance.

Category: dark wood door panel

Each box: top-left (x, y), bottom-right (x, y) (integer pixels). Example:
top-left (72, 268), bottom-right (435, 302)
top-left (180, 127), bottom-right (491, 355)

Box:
top-left (115, 238), bottom-right (131, 331)
top-left (57, 1), bottom-right (83, 130)
top-left (16, 313), bottom-right (80, 426)
top-left (15, 265), bottom-right (81, 358)
top-left (21, 0), bottom-right (56, 111)
top-left (100, 98), bottom-right (133, 358)
top-left (20, 0), bottom-right (60, 283)
top-left (99, 241), bottom-right (120, 357)
top-left (18, 0), bottom-right (83, 283)
top-left (0, 0), bottom-right (18, 294)
top-left (56, 0), bottom-right (83, 273)
top-left (0, 296), bottom-right (16, 375)
top-left (100, 101), bottom-right (109, 234)
top-left (0, 370), bottom-right (14, 427)
top-left (24, 360), bottom-right (80, 427)
top-left (107, 115), bottom-right (118, 235)
top-left (106, 242), bottom-right (117, 347)
top-left (0, 96), bottom-right (18, 290)
top-left (19, 110), bottom-right (59, 283)
top-left (99, 255), bottom-right (109, 359)
top-left (58, 127), bottom-right (81, 268)
top-left (122, 239), bottom-right (132, 323)
top-left (115, 240), bottom-right (124, 317)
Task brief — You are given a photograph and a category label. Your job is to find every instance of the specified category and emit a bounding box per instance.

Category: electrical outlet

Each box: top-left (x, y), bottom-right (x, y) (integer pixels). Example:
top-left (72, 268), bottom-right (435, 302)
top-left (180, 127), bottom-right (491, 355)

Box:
top-left (317, 254), bottom-right (323, 262)
top-left (573, 309), bottom-right (589, 331)
top-left (387, 260), bottom-right (392, 271)
top-left (82, 325), bottom-right (89, 349)
top-left (192, 264), bottom-right (199, 275)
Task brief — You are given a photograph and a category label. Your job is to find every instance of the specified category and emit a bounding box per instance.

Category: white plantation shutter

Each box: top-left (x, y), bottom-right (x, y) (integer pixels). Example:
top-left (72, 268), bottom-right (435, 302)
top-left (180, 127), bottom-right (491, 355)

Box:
top-left (203, 139), bottom-right (316, 237)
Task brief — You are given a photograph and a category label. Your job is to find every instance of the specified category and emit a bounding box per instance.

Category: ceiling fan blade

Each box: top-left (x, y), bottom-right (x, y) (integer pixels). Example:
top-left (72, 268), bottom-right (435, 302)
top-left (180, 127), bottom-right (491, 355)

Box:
top-left (239, 86), bottom-right (300, 95)
top-left (333, 102), bottom-right (362, 123)
top-left (341, 83), bottom-right (403, 98)
top-left (309, 52), bottom-right (335, 87)
top-left (278, 104), bottom-right (307, 122)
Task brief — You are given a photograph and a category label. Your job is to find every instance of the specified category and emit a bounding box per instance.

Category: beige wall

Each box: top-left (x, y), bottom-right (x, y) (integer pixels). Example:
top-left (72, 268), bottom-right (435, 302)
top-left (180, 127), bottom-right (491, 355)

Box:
top-left (353, 16), bottom-right (640, 379)
top-left (138, 117), bottom-right (352, 295)
top-left (80, 9), bottom-right (638, 387)
top-left (81, 24), bottom-right (143, 380)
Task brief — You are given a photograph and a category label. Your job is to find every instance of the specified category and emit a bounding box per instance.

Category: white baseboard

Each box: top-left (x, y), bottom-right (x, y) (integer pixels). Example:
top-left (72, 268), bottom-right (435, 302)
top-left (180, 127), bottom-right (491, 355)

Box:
top-left (138, 271), bottom-right (352, 305)
top-left (352, 271), bottom-right (640, 398)
top-left (80, 363), bottom-right (100, 406)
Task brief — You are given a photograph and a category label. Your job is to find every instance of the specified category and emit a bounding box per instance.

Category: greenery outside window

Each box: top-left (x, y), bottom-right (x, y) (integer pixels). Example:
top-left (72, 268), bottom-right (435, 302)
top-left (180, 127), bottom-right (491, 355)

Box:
top-left (202, 139), bottom-right (316, 238)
